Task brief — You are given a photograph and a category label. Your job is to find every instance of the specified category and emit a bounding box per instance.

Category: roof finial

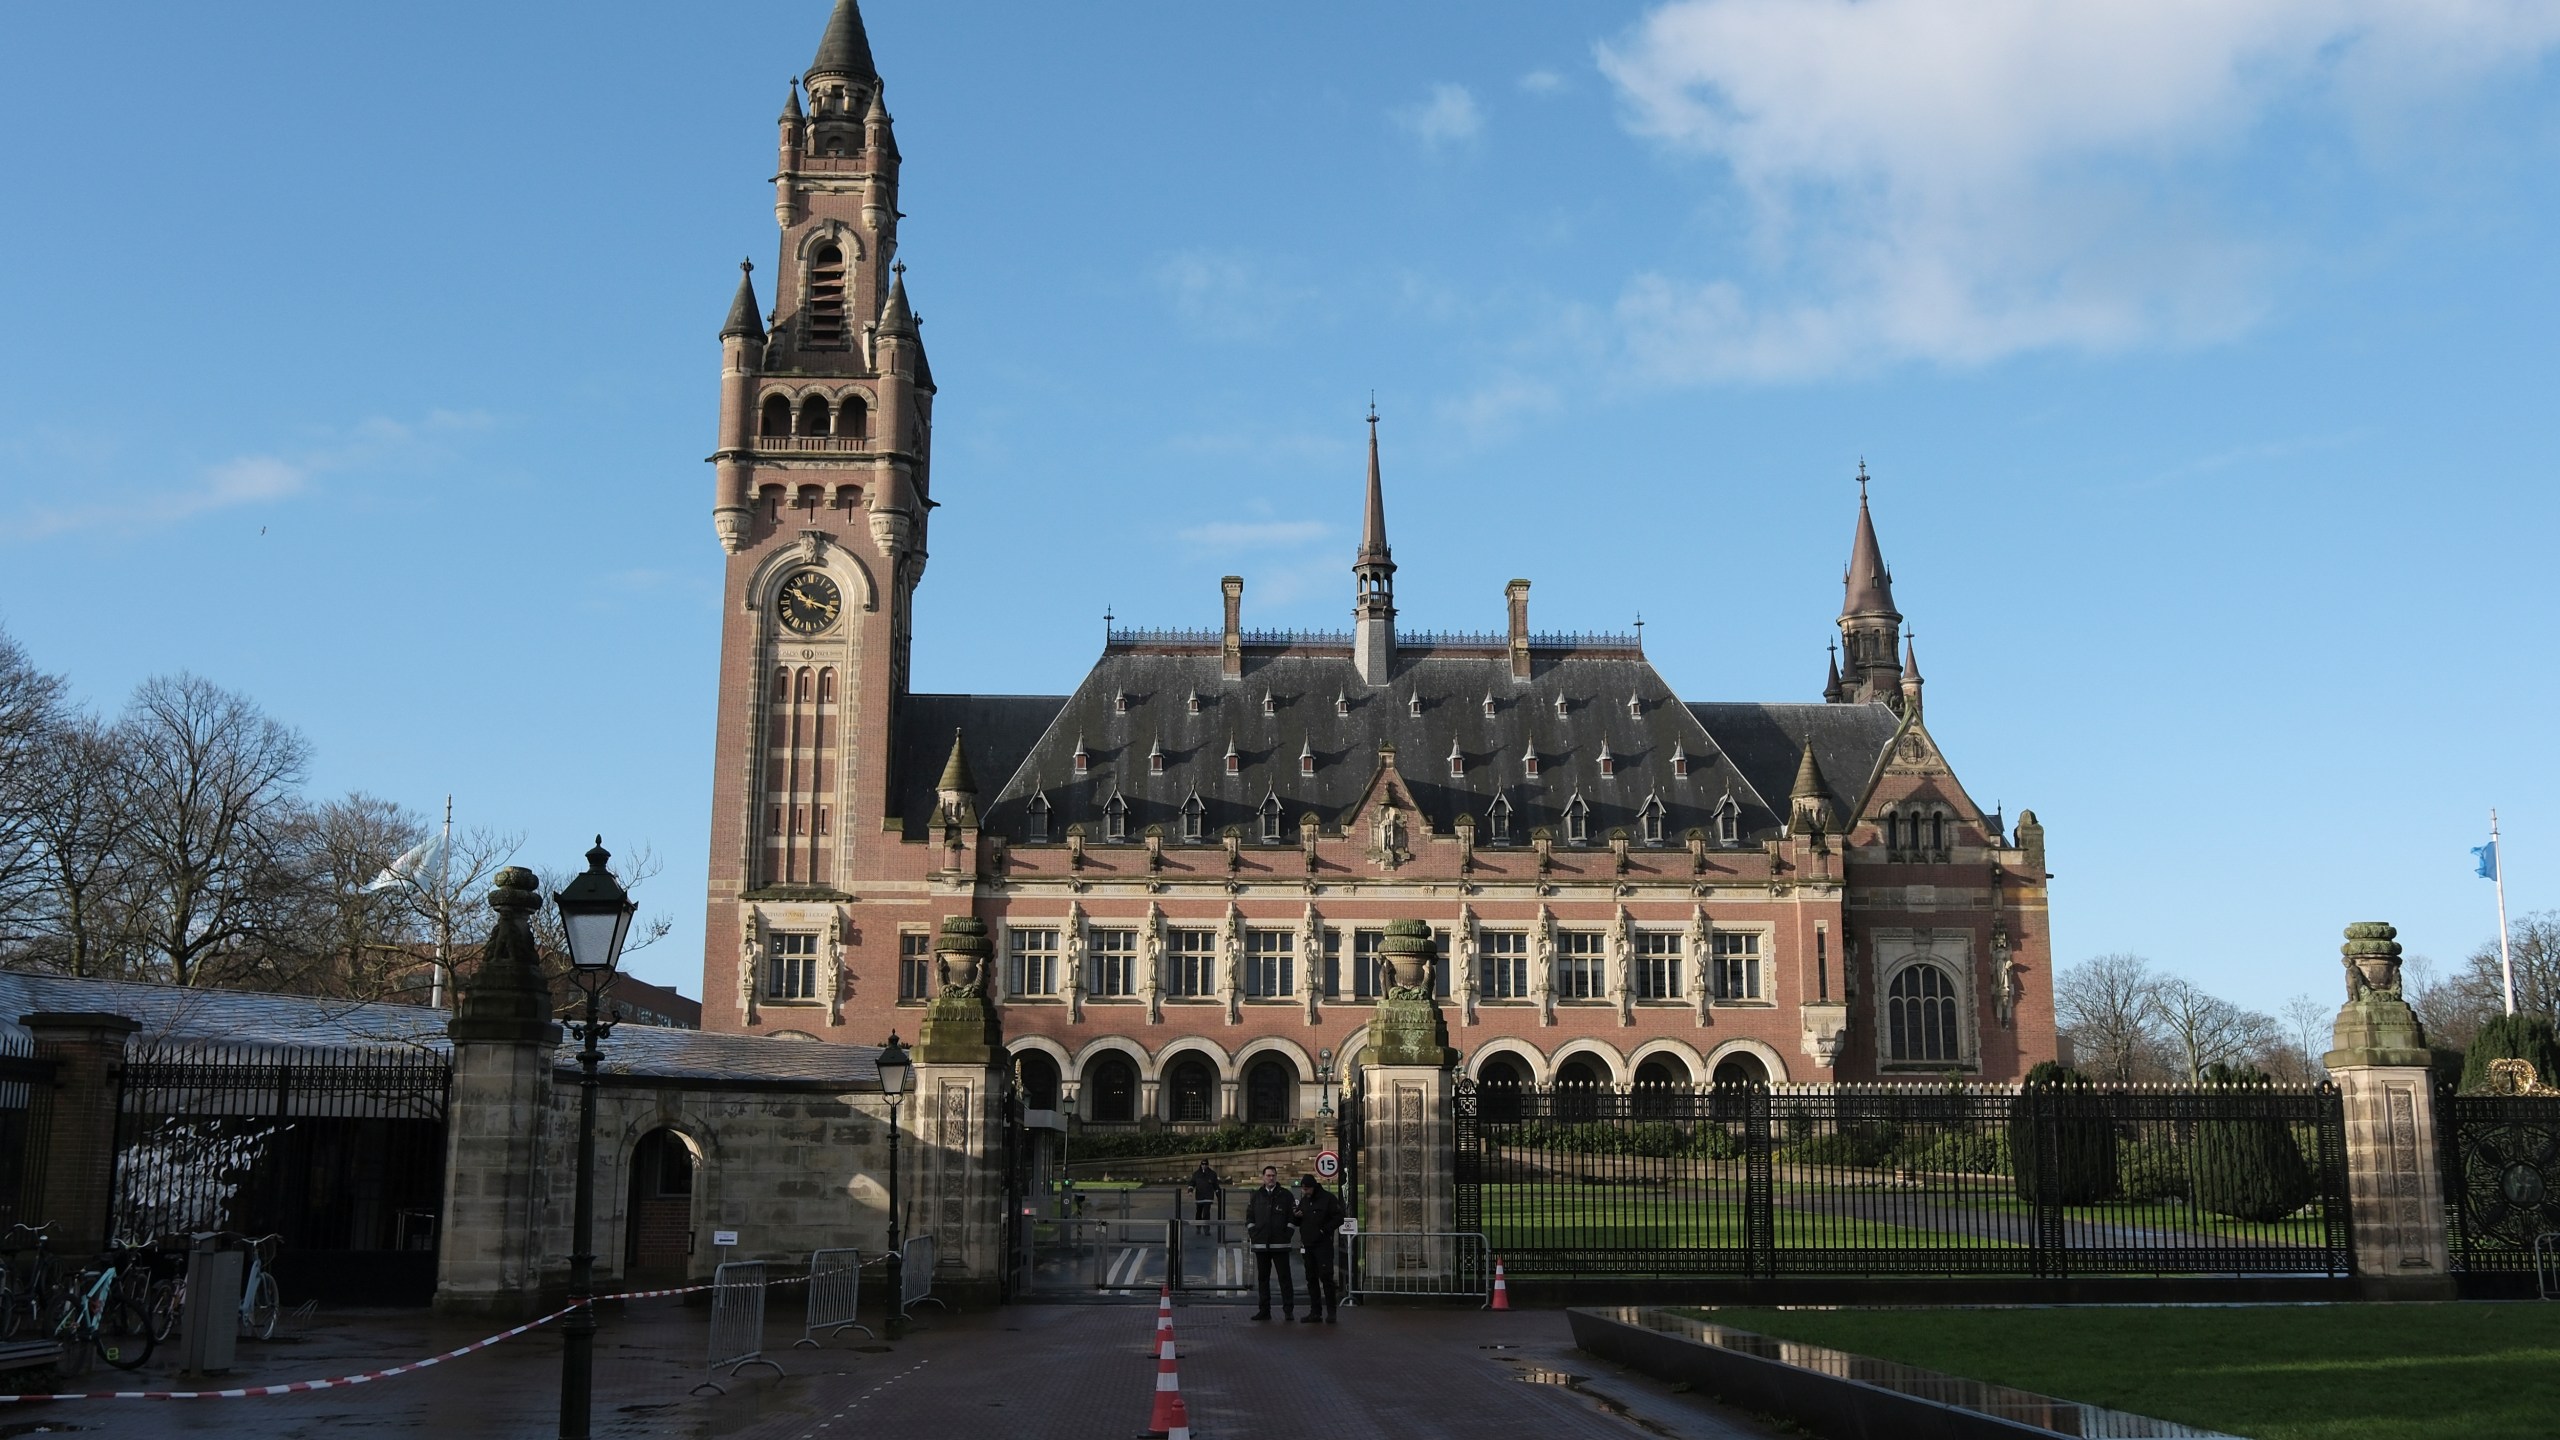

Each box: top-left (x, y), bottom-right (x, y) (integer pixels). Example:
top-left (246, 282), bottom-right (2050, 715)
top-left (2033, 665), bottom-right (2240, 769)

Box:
top-left (1368, 391), bottom-right (1379, 426)
top-left (1857, 458), bottom-right (1869, 503)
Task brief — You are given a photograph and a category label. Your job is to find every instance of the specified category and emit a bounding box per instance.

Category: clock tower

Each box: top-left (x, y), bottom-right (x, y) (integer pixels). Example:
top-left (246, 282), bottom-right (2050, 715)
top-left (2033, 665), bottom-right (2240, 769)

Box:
top-left (702, 0), bottom-right (933, 1027)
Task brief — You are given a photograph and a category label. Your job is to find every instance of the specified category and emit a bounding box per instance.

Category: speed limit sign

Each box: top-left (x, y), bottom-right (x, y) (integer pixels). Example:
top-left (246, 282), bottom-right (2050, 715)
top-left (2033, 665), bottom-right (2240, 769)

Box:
top-left (1314, 1149), bottom-right (1341, 1180)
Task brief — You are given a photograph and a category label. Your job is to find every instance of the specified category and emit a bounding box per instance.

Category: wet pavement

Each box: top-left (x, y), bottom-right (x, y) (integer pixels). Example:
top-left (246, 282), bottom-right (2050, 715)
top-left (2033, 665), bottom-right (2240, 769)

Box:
top-left (4, 1295), bottom-right (1788, 1438)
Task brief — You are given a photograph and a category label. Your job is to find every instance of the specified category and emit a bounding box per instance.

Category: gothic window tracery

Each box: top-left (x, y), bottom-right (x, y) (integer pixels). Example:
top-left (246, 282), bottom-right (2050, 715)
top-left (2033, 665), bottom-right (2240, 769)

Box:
top-left (1886, 962), bottom-right (1961, 1063)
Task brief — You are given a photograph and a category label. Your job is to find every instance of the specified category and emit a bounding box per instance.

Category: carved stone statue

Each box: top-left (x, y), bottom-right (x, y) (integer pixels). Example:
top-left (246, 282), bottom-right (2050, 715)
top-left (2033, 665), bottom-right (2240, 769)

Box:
top-left (1990, 924), bottom-right (2019, 1029)
top-left (738, 910), bottom-right (761, 1023)
top-left (1299, 904), bottom-right (1324, 1024)
top-left (823, 915), bottom-right (846, 1026)
top-left (1531, 907), bottom-right (1557, 1025)
top-left (2341, 920), bottom-right (2404, 1002)
top-left (1688, 906), bottom-right (1713, 1025)
top-left (1141, 903), bottom-right (1166, 1023)
top-left (1454, 906), bottom-right (1479, 1022)
top-left (1371, 802), bottom-right (1410, 870)
top-left (1608, 906), bottom-right (1634, 1009)
top-left (1220, 904), bottom-right (1245, 1021)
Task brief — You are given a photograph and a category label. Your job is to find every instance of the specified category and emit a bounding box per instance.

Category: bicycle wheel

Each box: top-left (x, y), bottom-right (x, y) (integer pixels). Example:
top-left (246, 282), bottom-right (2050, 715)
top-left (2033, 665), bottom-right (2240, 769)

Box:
top-left (148, 1279), bottom-right (183, 1343)
top-left (94, 1295), bottom-right (154, 1371)
top-left (245, 1271), bottom-right (278, 1340)
top-left (50, 1300), bottom-right (91, 1379)
top-left (0, 1284), bottom-right (20, 1341)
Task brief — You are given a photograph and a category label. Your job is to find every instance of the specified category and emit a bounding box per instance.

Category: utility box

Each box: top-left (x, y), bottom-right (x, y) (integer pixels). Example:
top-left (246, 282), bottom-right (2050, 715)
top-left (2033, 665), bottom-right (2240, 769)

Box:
top-left (178, 1235), bottom-right (242, 1376)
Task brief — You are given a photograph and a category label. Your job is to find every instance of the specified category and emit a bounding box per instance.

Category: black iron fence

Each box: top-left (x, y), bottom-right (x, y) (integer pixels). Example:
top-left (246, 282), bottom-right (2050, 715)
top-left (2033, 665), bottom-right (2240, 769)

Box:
top-left (111, 1042), bottom-right (451, 1303)
top-left (0, 1033), bottom-right (57, 1233)
top-left (2437, 1088), bottom-right (2560, 1277)
top-left (1461, 1079), bottom-right (2350, 1279)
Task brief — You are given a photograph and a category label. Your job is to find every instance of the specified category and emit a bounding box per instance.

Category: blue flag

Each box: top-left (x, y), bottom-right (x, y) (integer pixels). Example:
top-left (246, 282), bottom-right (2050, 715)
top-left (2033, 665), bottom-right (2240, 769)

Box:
top-left (2475, 840), bottom-right (2499, 881)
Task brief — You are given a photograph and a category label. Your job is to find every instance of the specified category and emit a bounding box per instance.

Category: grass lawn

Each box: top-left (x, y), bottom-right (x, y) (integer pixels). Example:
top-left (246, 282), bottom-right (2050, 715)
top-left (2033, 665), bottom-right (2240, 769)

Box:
top-left (1481, 1185), bottom-right (2012, 1252)
top-left (1696, 1304), bottom-right (2560, 1440)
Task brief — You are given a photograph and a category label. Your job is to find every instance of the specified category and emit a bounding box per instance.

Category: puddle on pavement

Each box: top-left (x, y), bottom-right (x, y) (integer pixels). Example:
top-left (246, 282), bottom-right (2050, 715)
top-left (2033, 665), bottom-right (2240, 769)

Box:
top-left (1, 1426), bottom-right (82, 1437)
top-left (1514, 1368), bottom-right (1581, 1386)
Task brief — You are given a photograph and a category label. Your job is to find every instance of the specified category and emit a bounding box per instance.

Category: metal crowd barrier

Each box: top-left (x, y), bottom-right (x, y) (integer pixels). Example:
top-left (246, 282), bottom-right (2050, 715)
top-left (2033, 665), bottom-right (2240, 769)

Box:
top-left (691, 1261), bottom-right (786, 1394)
top-left (798, 1248), bottom-right (872, 1346)
top-left (2536, 1233), bottom-right (2560, 1300)
top-left (1339, 1231), bottom-right (1492, 1305)
top-left (902, 1235), bottom-right (947, 1312)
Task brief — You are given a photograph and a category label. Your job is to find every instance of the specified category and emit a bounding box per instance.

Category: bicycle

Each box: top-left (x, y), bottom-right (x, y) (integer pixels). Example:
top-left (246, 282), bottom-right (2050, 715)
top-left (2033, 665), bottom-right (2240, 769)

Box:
top-left (142, 1232), bottom-right (282, 1344)
top-left (0, 1223), bottom-right (57, 1340)
top-left (50, 1245), bottom-right (154, 1374)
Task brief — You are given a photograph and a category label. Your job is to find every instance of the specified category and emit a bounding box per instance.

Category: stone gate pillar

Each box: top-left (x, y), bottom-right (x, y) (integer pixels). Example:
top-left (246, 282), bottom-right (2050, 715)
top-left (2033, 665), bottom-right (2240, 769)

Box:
top-left (909, 915), bottom-right (1009, 1309)
top-left (20, 1011), bottom-right (140, 1258)
top-left (1357, 920), bottom-right (1459, 1283)
top-left (435, 869), bottom-right (563, 1317)
top-left (2321, 920), bottom-right (2455, 1300)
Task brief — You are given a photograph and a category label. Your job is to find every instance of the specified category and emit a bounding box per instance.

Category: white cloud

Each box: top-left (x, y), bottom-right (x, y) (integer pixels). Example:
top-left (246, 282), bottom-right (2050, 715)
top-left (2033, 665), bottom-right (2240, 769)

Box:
top-left (1177, 520), bottom-right (1332, 551)
top-left (1519, 70), bottom-right (1566, 95)
top-left (1156, 250), bottom-right (1314, 341)
top-left (1397, 83), bottom-right (1485, 150)
top-left (1598, 0), bottom-right (2560, 379)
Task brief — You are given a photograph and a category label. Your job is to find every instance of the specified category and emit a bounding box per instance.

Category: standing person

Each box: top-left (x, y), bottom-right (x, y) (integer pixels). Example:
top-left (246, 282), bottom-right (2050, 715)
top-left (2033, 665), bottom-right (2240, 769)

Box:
top-left (1294, 1174), bottom-right (1346, 1323)
top-left (1190, 1161), bottom-right (1222, 1231)
top-left (1244, 1164), bottom-right (1297, 1321)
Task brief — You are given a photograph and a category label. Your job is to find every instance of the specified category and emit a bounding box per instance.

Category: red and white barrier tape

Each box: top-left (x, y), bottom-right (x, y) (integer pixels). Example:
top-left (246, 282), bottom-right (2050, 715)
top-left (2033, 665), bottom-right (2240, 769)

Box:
top-left (0, 1271), bottom-right (816, 1403)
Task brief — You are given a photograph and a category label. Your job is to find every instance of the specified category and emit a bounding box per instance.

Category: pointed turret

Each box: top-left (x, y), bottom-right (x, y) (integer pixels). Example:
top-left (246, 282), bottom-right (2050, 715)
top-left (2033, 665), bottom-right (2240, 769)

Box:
top-left (1901, 635), bottom-right (1925, 718)
top-left (936, 728), bottom-right (977, 823)
top-left (720, 260), bottom-right (765, 341)
top-left (1835, 462), bottom-right (1905, 704)
top-left (806, 0), bottom-right (880, 84)
top-left (879, 269), bottom-right (917, 336)
top-left (1823, 641), bottom-right (1844, 703)
top-left (1352, 403), bottom-right (1398, 685)
top-left (780, 81), bottom-right (804, 125)
top-left (1789, 735), bottom-right (1833, 833)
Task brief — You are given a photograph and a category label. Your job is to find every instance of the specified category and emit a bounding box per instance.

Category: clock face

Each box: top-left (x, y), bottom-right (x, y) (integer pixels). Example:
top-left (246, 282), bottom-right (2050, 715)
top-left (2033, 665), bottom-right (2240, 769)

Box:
top-left (776, 571), bottom-right (842, 635)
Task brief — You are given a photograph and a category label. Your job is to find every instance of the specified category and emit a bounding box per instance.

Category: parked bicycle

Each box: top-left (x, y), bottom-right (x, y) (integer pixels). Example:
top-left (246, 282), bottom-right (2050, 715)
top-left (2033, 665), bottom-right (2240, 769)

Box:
top-left (50, 1244), bottom-right (154, 1374)
top-left (0, 1222), bottom-right (58, 1340)
top-left (142, 1232), bottom-right (283, 1344)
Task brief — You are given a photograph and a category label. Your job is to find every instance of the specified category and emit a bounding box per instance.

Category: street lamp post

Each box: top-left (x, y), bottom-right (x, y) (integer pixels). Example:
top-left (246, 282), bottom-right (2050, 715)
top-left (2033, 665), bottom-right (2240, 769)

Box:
top-left (875, 1033), bottom-right (912, 1340)
top-left (1316, 1046), bottom-right (1336, 1126)
top-left (553, 839), bottom-right (636, 1440)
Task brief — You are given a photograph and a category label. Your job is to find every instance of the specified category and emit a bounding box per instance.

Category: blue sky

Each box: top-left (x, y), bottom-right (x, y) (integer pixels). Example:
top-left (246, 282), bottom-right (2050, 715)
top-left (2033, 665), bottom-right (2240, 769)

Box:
top-left (2, 2), bottom-right (2555, 1015)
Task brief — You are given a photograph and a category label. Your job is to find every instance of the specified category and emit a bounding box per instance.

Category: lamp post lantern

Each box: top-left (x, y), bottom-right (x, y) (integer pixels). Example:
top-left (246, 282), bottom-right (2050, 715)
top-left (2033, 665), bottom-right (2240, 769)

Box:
top-left (875, 1032), bottom-right (912, 1339)
top-left (553, 838), bottom-right (635, 1440)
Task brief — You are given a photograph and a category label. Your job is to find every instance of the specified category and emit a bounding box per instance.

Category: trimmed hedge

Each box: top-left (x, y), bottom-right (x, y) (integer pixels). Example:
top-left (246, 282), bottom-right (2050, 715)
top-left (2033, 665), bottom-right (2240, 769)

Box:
top-left (2191, 1063), bottom-right (2316, 1223)
top-left (1069, 1125), bottom-right (1312, 1161)
top-left (2114, 1138), bottom-right (2190, 1202)
top-left (2460, 1013), bottom-right (2560, 1094)
top-left (2008, 1061), bottom-right (2119, 1204)
top-left (1900, 1129), bottom-right (2011, 1176)
top-left (1509, 1120), bottom-right (1743, 1160)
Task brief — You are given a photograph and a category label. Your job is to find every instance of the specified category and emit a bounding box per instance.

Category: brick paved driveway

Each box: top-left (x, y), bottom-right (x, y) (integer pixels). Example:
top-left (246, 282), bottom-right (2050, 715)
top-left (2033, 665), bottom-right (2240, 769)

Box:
top-left (17, 1298), bottom-right (1781, 1439)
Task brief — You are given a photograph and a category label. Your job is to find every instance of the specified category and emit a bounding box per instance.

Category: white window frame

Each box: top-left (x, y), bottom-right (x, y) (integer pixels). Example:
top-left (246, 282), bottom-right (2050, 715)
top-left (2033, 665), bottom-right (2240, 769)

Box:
top-left (766, 931), bottom-right (819, 1002)
top-left (1482, 930), bottom-right (1530, 1000)
top-left (1556, 930), bottom-right (1605, 1000)
top-left (1635, 930), bottom-right (1683, 1001)
top-left (1245, 930), bottom-right (1295, 999)
top-left (1710, 929), bottom-right (1766, 1003)
top-left (1170, 928), bottom-right (1217, 998)
top-left (1008, 926), bottom-right (1061, 998)
top-left (1090, 927), bottom-right (1139, 998)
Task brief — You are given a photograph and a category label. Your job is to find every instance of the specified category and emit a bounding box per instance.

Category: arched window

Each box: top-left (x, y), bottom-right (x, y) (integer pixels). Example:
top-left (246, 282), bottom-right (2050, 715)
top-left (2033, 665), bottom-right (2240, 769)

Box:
top-left (760, 394), bottom-right (792, 438)
top-left (798, 395), bottom-right (832, 437)
top-left (1088, 1056), bottom-right (1137, 1123)
top-left (1633, 1056), bottom-right (1690, 1120)
top-left (1167, 1057), bottom-right (1215, 1123)
top-left (836, 394), bottom-right (869, 440)
top-left (1244, 1059), bottom-right (1292, 1124)
top-left (1887, 963), bottom-right (1962, 1064)
top-left (1476, 1057), bottom-right (1525, 1124)
top-left (806, 243), bottom-right (848, 346)
top-left (1015, 1051), bottom-right (1061, 1112)
top-left (1930, 812), bottom-right (1947, 851)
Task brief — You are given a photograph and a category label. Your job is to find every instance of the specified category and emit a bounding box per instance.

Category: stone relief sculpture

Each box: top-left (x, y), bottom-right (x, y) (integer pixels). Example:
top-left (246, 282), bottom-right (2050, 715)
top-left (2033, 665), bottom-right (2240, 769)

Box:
top-left (1220, 903), bottom-right (1245, 1024)
top-left (1609, 906), bottom-right (1635, 1023)
top-left (1689, 905), bottom-right (1713, 1027)
top-left (1299, 903), bottom-right (1324, 1025)
top-left (1990, 923), bottom-right (2019, 1029)
top-left (1064, 901), bottom-right (1088, 1023)
top-left (1532, 906), bottom-right (1557, 1027)
top-left (822, 914), bottom-right (846, 1026)
top-left (1370, 801), bottom-right (1411, 871)
top-left (1142, 902), bottom-right (1166, 1025)
top-left (1454, 905), bottom-right (1480, 1026)
top-left (738, 909), bottom-right (761, 1025)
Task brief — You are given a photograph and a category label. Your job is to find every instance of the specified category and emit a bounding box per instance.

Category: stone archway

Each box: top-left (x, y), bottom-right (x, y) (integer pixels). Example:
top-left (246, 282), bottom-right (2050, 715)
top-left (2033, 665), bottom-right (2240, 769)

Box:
top-left (624, 1128), bottom-right (699, 1281)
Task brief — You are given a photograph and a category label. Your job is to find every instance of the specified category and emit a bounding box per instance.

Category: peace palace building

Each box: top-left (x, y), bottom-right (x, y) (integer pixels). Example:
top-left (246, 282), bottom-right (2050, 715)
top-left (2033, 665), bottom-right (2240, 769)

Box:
top-left (700, 2), bottom-right (2061, 1128)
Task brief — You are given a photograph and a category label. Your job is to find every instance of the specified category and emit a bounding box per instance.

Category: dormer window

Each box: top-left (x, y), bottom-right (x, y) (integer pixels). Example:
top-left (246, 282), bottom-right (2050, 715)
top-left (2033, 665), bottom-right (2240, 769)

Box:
top-left (1482, 694), bottom-right (1496, 719)
top-left (1408, 693), bottom-right (1423, 718)
top-left (1181, 793), bottom-right (1205, 843)
top-left (1186, 689), bottom-right (1202, 716)
top-left (1627, 695), bottom-right (1642, 719)
top-left (1487, 795), bottom-right (1514, 844)
top-left (1716, 796), bottom-right (1741, 846)
top-left (1113, 690), bottom-right (1129, 715)
top-left (1072, 738), bottom-right (1089, 776)
top-left (1639, 796), bottom-right (1667, 846)
top-left (1447, 739), bottom-right (1465, 779)
top-left (1224, 739), bottom-right (1241, 775)
top-left (1298, 737), bottom-right (1315, 776)
top-left (1025, 792), bottom-right (1051, 843)
top-left (1335, 690), bottom-right (1349, 717)
top-left (1522, 741), bottom-right (1540, 779)
top-left (1671, 742), bottom-right (1689, 779)
top-left (1598, 742), bottom-right (1615, 778)
top-left (1564, 795), bottom-right (1591, 846)
top-left (1148, 737), bottom-right (1165, 775)
top-left (1553, 693), bottom-right (1568, 718)
top-left (1104, 792), bottom-right (1127, 842)
top-left (1261, 693), bottom-right (1276, 717)
top-left (1260, 793), bottom-right (1284, 843)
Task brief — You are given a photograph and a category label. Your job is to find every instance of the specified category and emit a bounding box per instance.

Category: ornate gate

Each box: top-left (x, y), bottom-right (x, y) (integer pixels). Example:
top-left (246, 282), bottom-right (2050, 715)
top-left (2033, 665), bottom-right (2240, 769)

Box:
top-left (2439, 1088), bottom-right (2560, 1278)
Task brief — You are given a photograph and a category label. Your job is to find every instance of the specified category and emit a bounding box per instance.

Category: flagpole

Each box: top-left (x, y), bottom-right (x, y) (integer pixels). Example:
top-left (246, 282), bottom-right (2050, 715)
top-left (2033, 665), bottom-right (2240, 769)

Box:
top-left (2495, 807), bottom-right (2517, 1016)
top-left (433, 794), bottom-right (454, 1010)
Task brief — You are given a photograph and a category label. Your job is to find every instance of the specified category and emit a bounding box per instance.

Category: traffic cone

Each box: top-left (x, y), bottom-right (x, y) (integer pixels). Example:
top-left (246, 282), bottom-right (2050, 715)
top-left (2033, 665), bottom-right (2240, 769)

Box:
top-left (1145, 1323), bottom-right (1185, 1436)
top-left (1490, 1257), bottom-right (1512, 1311)
top-left (1156, 1289), bottom-right (1179, 1355)
top-left (1164, 1392), bottom-right (1193, 1440)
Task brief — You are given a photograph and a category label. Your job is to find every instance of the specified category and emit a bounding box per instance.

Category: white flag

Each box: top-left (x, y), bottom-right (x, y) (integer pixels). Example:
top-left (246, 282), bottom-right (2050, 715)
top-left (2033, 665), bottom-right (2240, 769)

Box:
top-left (363, 832), bottom-right (448, 893)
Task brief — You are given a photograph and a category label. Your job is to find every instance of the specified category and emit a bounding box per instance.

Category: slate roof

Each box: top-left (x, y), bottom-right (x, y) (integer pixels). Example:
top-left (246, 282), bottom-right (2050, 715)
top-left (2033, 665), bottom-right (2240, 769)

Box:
top-left (895, 693), bottom-right (1069, 838)
top-left (977, 649), bottom-right (1820, 847)
top-left (0, 972), bottom-right (880, 1086)
top-left (805, 0), bottom-right (879, 83)
top-left (1686, 701), bottom-right (1902, 824)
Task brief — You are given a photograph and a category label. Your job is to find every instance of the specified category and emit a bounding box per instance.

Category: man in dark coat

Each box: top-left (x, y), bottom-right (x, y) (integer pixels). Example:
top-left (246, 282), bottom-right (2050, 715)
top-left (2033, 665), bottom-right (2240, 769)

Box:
top-left (1243, 1163), bottom-right (1298, 1320)
top-left (1294, 1175), bottom-right (1346, 1323)
top-left (1190, 1161), bottom-right (1221, 1229)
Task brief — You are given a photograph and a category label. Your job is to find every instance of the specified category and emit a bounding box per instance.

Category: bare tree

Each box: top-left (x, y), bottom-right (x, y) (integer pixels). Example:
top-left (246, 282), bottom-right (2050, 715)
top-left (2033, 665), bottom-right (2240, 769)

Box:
top-left (12, 716), bottom-right (140, 976)
top-left (2407, 951), bottom-right (2496, 1052)
top-left (376, 821), bottom-right (526, 1006)
top-left (2055, 953), bottom-right (2162, 1082)
top-left (2435, 912), bottom-right (2560, 1034)
top-left (2149, 977), bottom-right (2282, 1083)
top-left (0, 626), bottom-right (67, 944)
top-left (292, 792), bottom-right (435, 1000)
top-left (114, 674), bottom-right (312, 986)
top-left (2276, 993), bottom-right (2334, 1083)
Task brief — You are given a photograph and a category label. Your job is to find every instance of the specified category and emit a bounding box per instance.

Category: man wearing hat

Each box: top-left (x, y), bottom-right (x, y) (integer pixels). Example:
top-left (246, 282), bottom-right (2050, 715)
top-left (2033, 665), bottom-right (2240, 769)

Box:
top-left (1244, 1163), bottom-right (1299, 1321)
top-left (1294, 1173), bottom-right (1347, 1323)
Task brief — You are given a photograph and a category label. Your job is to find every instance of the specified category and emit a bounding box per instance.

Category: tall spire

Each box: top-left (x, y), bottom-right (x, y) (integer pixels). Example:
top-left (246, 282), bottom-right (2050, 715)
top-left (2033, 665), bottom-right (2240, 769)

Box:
top-left (1840, 461), bottom-right (1896, 620)
top-left (1352, 399), bottom-right (1398, 686)
top-left (806, 0), bottom-right (879, 84)
top-left (1834, 460), bottom-right (1905, 704)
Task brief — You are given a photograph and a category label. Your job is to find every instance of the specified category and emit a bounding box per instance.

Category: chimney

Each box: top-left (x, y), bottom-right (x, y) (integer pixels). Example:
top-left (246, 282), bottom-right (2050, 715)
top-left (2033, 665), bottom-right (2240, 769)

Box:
top-left (1506, 579), bottom-right (1532, 681)
top-left (1221, 575), bottom-right (1244, 680)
